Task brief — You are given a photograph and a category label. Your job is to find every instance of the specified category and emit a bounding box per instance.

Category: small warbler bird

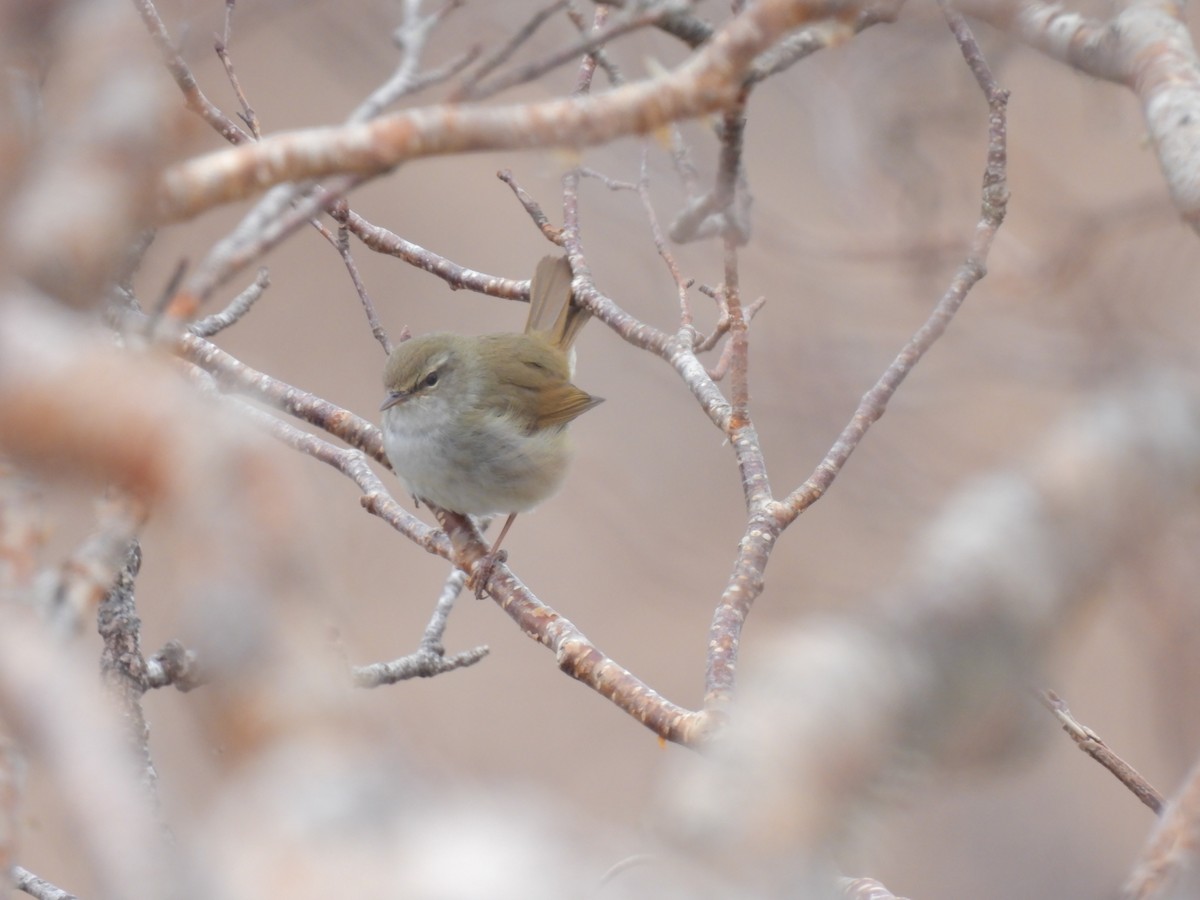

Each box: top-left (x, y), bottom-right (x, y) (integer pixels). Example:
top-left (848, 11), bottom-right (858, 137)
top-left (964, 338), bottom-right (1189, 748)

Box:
top-left (380, 256), bottom-right (602, 573)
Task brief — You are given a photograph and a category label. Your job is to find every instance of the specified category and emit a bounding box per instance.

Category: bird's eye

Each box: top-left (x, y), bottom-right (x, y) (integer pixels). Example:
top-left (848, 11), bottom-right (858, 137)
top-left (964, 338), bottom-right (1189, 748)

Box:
top-left (422, 371), bottom-right (440, 388)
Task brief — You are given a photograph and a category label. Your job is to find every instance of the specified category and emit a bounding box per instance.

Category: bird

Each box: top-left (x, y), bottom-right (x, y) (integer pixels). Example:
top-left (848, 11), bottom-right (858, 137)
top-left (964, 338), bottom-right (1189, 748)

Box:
top-left (380, 255), bottom-right (602, 590)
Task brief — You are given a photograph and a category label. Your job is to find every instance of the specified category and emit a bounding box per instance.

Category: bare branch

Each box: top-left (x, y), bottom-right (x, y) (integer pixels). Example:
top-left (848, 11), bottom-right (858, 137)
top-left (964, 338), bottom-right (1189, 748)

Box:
top-left (175, 332), bottom-right (389, 464)
top-left (348, 0), bottom-right (467, 123)
top-left (498, 168), bottom-right (564, 244)
top-left (0, 615), bottom-right (166, 896)
top-left (747, 2), bottom-right (901, 83)
top-left (463, 0), bottom-right (667, 100)
top-left (579, 150), bottom-right (697, 328)
top-left (336, 205), bottom-right (528, 300)
top-left (170, 174), bottom-right (366, 317)
top-left (438, 509), bottom-right (714, 744)
top-left (215, 0), bottom-right (261, 139)
top-left (303, 213), bottom-right (394, 353)
top-left (566, 2), bottom-right (625, 85)
top-left (777, 6), bottom-right (1009, 521)
top-left (353, 569), bottom-right (490, 686)
top-left (131, 0), bottom-right (252, 144)
top-left (155, 0), bottom-right (891, 223)
top-left (452, 0), bottom-right (570, 100)
top-left (669, 91), bottom-right (753, 245)
top-left (188, 267), bottom-right (270, 337)
top-left (955, 0), bottom-right (1200, 229)
top-left (219, 397), bottom-right (449, 559)
top-left (670, 375), bottom-right (1200, 874)
top-left (593, 0), bottom-right (715, 48)
top-left (1040, 689), bottom-right (1164, 814)
top-left (11, 867), bottom-right (78, 900)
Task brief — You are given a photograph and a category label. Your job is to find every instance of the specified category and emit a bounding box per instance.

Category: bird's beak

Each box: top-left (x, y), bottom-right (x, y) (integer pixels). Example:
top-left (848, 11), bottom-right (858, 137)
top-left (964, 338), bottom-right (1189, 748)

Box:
top-left (380, 390), bottom-right (406, 411)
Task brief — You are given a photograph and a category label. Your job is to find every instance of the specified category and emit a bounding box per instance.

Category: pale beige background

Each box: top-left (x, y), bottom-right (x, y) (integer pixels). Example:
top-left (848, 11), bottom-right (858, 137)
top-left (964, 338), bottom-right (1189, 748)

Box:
top-left (20, 1), bottom-right (1200, 897)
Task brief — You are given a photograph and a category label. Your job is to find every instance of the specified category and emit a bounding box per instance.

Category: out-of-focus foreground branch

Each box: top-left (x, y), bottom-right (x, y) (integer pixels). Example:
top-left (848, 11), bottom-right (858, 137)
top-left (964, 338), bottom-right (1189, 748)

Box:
top-left (664, 375), bottom-right (1200, 890)
top-left (955, 0), bottom-right (1200, 229)
top-left (1126, 755), bottom-right (1200, 899)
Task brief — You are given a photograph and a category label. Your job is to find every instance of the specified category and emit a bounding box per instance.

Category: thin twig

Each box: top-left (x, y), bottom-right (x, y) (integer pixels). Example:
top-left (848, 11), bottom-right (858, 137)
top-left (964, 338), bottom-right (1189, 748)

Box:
top-left (222, 395), bottom-right (449, 558)
top-left (306, 210), bottom-right (394, 353)
top-left (150, 0), bottom-right (463, 322)
top-left (593, 0), bottom-right (714, 48)
top-left (188, 267), bottom-right (270, 337)
top-left (776, 6), bottom-right (1009, 522)
top-left (349, 0), bottom-right (466, 122)
top-left (176, 331), bottom-right (391, 465)
top-left (498, 169), bottom-right (563, 244)
top-left (352, 569), bottom-right (490, 686)
top-left (669, 88), bottom-right (753, 245)
top-left (170, 174), bottom-right (366, 320)
top-left (1039, 689), bottom-right (1164, 814)
top-left (747, 3), bottom-right (901, 84)
top-left (597, 854), bottom-right (661, 887)
top-left (462, 0), bottom-right (664, 100)
top-left (452, 0), bottom-right (569, 100)
top-left (336, 204), bottom-right (529, 300)
top-left (131, 0), bottom-right (251, 144)
top-left (215, 0), bottom-right (260, 138)
top-left (157, 0), bottom-right (895, 223)
top-left (352, 643), bottom-right (490, 685)
top-left (579, 151), bottom-right (699, 329)
top-left (707, 4), bottom-right (1009, 707)
top-left (438, 509), bottom-right (713, 743)
top-left (953, 0), bottom-right (1200, 229)
top-left (567, 1), bottom-right (625, 85)
top-left (717, 98), bottom-right (752, 429)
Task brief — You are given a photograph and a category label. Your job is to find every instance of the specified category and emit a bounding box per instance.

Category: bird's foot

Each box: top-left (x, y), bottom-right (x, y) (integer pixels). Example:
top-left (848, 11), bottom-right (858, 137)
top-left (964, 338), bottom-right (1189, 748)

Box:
top-left (472, 548), bottom-right (509, 599)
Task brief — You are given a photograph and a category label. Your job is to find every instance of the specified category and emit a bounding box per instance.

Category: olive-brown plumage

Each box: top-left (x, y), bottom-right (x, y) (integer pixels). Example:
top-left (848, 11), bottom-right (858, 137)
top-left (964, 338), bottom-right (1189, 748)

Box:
top-left (380, 257), bottom-right (601, 548)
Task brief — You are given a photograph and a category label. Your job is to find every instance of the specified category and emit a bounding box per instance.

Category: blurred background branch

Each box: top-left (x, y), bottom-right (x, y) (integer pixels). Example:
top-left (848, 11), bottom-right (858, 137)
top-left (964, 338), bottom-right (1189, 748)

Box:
top-left (3, 0), bottom-right (1200, 896)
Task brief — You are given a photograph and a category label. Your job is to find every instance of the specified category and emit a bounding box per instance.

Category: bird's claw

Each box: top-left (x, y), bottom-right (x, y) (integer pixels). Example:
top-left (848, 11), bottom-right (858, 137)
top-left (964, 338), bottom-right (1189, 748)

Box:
top-left (472, 549), bottom-right (509, 599)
